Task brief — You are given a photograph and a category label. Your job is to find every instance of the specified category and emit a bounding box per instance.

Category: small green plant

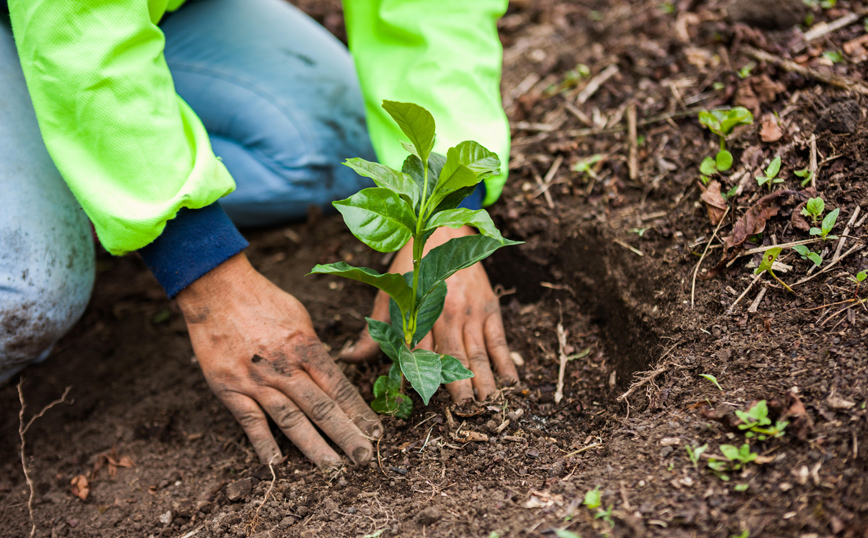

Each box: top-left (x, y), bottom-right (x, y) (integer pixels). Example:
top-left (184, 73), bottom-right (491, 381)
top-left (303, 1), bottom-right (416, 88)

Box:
top-left (686, 443), bottom-right (709, 470)
top-left (801, 197), bottom-right (825, 225)
top-left (735, 400), bottom-right (788, 440)
top-left (794, 168), bottom-right (813, 187)
top-left (630, 227), bottom-right (648, 237)
top-left (699, 373), bottom-right (723, 391)
top-left (823, 50), bottom-right (844, 63)
top-left (583, 486), bottom-right (602, 509)
top-left (738, 61), bottom-right (757, 79)
top-left (849, 270), bottom-right (867, 285)
top-left (754, 247), bottom-right (794, 293)
top-left (310, 101), bottom-right (520, 418)
top-left (755, 156), bottom-right (783, 191)
top-left (810, 207), bottom-right (840, 241)
top-left (708, 443), bottom-right (758, 480)
top-left (572, 154), bottom-right (603, 178)
top-left (698, 107), bottom-right (753, 180)
top-left (730, 529), bottom-right (750, 538)
top-left (793, 245), bottom-right (823, 267)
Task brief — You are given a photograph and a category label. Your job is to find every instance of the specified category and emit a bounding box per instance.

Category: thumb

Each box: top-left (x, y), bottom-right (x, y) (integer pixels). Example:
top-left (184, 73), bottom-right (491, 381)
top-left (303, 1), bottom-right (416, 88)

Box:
top-left (340, 291), bottom-right (390, 363)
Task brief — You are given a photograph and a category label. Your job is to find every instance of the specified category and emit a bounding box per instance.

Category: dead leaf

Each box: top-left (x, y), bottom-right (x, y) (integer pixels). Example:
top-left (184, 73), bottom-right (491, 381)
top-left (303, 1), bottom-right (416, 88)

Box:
top-left (826, 394), bottom-right (855, 410)
top-left (760, 115), bottom-right (783, 142)
top-left (791, 187), bottom-right (818, 232)
top-left (723, 190), bottom-right (798, 252)
top-left (734, 82), bottom-right (760, 118)
top-left (700, 180), bottom-right (728, 225)
top-left (769, 391), bottom-right (814, 441)
top-left (741, 145), bottom-right (765, 170)
top-left (525, 489), bottom-right (564, 509)
top-left (451, 430), bottom-right (489, 442)
top-left (71, 475), bottom-right (89, 501)
top-left (753, 74), bottom-right (786, 103)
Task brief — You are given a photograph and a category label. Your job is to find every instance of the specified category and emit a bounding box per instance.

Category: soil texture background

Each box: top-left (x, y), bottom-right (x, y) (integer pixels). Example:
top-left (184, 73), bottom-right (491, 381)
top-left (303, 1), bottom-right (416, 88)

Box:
top-left (2, 1), bottom-right (868, 537)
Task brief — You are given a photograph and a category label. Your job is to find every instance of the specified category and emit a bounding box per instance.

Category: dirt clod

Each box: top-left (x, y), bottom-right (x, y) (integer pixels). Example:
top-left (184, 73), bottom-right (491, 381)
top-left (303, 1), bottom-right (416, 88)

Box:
top-left (416, 506), bottom-right (442, 526)
top-left (226, 478), bottom-right (255, 502)
top-left (818, 100), bottom-right (861, 133)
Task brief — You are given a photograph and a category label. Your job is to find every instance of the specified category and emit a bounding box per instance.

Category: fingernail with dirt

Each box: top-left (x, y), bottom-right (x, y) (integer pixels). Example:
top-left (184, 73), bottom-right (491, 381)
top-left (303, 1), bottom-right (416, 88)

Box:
top-left (352, 446), bottom-right (372, 465)
top-left (320, 456), bottom-right (342, 470)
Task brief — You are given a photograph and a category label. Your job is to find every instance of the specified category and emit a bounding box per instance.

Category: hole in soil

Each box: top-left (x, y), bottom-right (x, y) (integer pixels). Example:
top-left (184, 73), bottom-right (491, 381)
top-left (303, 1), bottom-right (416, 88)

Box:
top-left (486, 224), bottom-right (671, 391)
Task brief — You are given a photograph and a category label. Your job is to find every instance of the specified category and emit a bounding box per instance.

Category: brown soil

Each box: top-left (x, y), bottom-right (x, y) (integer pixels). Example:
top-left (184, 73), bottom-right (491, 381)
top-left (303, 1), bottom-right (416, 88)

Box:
top-left (3, 1), bottom-right (868, 537)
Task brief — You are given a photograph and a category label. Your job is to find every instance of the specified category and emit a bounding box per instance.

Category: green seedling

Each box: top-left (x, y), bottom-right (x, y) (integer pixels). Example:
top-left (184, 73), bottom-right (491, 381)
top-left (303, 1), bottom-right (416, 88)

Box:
top-left (734, 483), bottom-right (750, 492)
top-left (792, 244), bottom-right (822, 267)
top-left (708, 443), bottom-right (758, 480)
top-left (731, 529), bottom-right (750, 538)
top-left (583, 486), bottom-right (602, 510)
top-left (755, 156), bottom-right (783, 191)
top-left (823, 50), bottom-right (844, 63)
top-left (698, 108), bottom-right (753, 182)
top-left (738, 61), bottom-right (757, 79)
top-left (572, 154), bottom-right (604, 179)
top-left (801, 197), bottom-right (824, 225)
top-left (794, 168), bottom-right (813, 187)
top-left (810, 207), bottom-right (839, 240)
top-left (700, 374), bottom-right (723, 391)
top-left (310, 101), bottom-right (520, 418)
top-left (754, 247), bottom-right (794, 293)
top-left (686, 443), bottom-right (709, 470)
top-left (721, 184), bottom-right (740, 200)
top-left (630, 227), bottom-right (647, 237)
top-left (849, 270), bottom-right (867, 285)
top-left (735, 400), bottom-right (788, 440)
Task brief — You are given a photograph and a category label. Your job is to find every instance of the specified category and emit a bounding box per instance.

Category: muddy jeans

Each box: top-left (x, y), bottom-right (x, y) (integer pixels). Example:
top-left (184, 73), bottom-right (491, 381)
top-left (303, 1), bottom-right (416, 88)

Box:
top-left (0, 0), bottom-right (377, 383)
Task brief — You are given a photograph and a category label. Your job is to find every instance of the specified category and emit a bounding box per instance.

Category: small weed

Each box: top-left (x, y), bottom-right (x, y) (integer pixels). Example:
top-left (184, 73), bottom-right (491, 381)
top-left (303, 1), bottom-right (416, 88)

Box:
top-left (734, 483), bottom-right (750, 492)
top-left (686, 443), bottom-right (709, 470)
top-left (730, 529), bottom-right (750, 538)
top-left (755, 156), bottom-right (783, 191)
top-left (698, 108), bottom-right (753, 181)
top-left (801, 197), bottom-right (824, 225)
top-left (583, 486), bottom-right (602, 510)
top-left (823, 50), bottom-right (844, 63)
top-left (793, 245), bottom-right (823, 267)
top-left (810, 207), bottom-right (839, 241)
top-left (738, 61), bottom-right (757, 79)
top-left (754, 247), bottom-right (794, 293)
top-left (630, 227), bottom-right (648, 237)
top-left (572, 154), bottom-right (604, 178)
top-left (595, 505), bottom-right (614, 526)
top-left (700, 374), bottom-right (723, 391)
top-left (708, 443), bottom-right (757, 479)
top-left (849, 270), bottom-right (867, 285)
top-left (735, 400), bottom-right (788, 440)
top-left (794, 168), bottom-right (813, 187)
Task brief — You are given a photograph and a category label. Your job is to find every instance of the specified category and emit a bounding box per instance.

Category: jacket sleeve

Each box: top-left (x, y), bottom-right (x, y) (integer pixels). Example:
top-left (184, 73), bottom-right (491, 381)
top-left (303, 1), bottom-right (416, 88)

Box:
top-left (9, 0), bottom-right (237, 256)
top-left (342, 0), bottom-right (510, 207)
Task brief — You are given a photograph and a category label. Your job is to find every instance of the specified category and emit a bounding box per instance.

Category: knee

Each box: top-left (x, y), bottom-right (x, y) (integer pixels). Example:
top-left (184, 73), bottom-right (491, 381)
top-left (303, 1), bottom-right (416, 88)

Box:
top-left (0, 225), bottom-right (95, 369)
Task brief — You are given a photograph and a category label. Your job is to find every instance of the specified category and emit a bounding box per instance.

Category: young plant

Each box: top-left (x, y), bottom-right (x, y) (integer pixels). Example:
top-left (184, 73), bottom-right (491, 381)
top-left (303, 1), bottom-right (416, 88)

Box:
top-left (735, 400), bottom-right (788, 440)
top-left (571, 154), bottom-right (603, 179)
top-left (699, 373), bottom-right (723, 391)
top-left (755, 156), bottom-right (783, 191)
top-left (686, 443), bottom-right (709, 471)
top-left (698, 107), bottom-right (754, 177)
top-left (800, 197), bottom-right (824, 225)
top-left (310, 101), bottom-right (520, 418)
top-left (754, 247), bottom-right (794, 293)
top-left (708, 443), bottom-right (758, 480)
top-left (794, 168), bottom-right (813, 187)
top-left (792, 244), bottom-right (822, 267)
top-left (848, 270), bottom-right (867, 285)
top-left (810, 207), bottom-right (839, 241)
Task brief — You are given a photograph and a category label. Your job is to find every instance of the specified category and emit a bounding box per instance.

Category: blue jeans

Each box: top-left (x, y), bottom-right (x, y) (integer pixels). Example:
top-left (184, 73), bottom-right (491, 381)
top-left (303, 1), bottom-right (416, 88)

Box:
top-left (0, 0), bottom-right (376, 382)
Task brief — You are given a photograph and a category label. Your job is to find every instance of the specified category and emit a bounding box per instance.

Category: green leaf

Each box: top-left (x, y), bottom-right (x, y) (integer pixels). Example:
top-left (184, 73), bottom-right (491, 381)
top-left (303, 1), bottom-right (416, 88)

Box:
top-left (424, 209), bottom-right (505, 242)
top-left (734, 483), bottom-right (749, 492)
top-left (366, 318), bottom-right (406, 362)
top-left (765, 156), bottom-right (782, 179)
top-left (389, 278), bottom-right (447, 347)
top-left (857, 270), bottom-right (867, 282)
top-left (382, 100), bottom-right (436, 164)
top-left (430, 186), bottom-right (478, 215)
top-left (418, 235), bottom-right (522, 303)
top-left (809, 227), bottom-right (822, 236)
top-left (343, 158), bottom-right (419, 209)
top-left (440, 354), bottom-right (474, 384)
top-left (371, 376), bottom-right (412, 419)
top-left (807, 252), bottom-right (823, 267)
top-left (700, 157), bottom-right (718, 175)
top-left (804, 197), bottom-right (824, 216)
top-left (754, 247), bottom-right (782, 275)
top-left (822, 207), bottom-right (840, 235)
top-left (718, 107), bottom-right (754, 135)
top-left (719, 444), bottom-right (740, 461)
top-left (333, 188), bottom-right (416, 252)
top-left (310, 262), bottom-right (413, 314)
top-left (398, 347), bottom-right (442, 405)
top-left (792, 244), bottom-right (810, 257)
top-left (716, 150), bottom-right (734, 172)
top-left (699, 373), bottom-right (723, 391)
top-left (402, 152), bottom-right (447, 211)
top-left (442, 140), bottom-right (501, 181)
top-left (583, 487), bottom-right (602, 509)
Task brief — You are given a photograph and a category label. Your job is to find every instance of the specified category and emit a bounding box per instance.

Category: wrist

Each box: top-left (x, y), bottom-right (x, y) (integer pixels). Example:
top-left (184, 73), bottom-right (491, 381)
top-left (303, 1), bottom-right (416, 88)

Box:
top-left (176, 253), bottom-right (257, 317)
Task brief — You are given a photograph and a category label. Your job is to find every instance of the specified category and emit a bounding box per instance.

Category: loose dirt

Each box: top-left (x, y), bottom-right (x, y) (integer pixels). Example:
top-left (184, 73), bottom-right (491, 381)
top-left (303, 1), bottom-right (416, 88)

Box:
top-left (2, 1), bottom-right (867, 537)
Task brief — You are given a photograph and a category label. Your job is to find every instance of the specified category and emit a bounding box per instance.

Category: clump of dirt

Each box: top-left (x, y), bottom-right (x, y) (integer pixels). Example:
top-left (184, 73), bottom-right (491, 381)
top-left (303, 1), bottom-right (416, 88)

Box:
top-left (2, 1), bottom-right (868, 537)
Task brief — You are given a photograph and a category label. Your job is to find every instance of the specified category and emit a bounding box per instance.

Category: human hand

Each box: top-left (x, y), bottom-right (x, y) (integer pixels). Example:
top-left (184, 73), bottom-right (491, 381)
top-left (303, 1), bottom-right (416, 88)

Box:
top-left (176, 253), bottom-right (381, 467)
top-left (341, 226), bottom-right (519, 402)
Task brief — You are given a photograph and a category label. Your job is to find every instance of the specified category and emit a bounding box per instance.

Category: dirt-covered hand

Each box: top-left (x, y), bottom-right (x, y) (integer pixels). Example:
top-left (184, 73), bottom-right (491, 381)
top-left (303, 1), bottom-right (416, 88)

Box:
top-left (341, 226), bottom-right (519, 402)
top-left (176, 253), bottom-right (381, 467)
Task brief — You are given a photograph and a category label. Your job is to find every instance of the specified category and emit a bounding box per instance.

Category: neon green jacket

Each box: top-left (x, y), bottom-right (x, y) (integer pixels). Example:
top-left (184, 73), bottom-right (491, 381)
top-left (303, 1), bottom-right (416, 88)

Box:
top-left (10, 0), bottom-right (510, 255)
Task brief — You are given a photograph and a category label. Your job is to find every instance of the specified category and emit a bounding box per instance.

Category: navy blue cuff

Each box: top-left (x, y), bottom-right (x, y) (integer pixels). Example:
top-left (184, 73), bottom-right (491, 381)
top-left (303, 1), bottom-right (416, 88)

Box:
top-left (458, 182), bottom-right (486, 210)
top-left (139, 203), bottom-right (248, 298)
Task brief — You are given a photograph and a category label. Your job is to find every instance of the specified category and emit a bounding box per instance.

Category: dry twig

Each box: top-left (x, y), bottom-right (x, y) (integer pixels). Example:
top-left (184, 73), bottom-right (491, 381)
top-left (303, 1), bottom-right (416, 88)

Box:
top-left (247, 460), bottom-right (277, 534)
top-left (742, 46), bottom-right (868, 96)
top-left (18, 382), bottom-right (72, 538)
top-left (617, 343), bottom-right (680, 402)
top-left (627, 103), bottom-right (639, 183)
top-left (554, 323), bottom-right (569, 404)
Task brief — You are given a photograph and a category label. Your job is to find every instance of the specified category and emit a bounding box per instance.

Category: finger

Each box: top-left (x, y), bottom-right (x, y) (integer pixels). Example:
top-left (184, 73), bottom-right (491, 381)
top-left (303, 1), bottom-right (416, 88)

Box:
top-left (258, 389), bottom-right (341, 469)
top-left (415, 333), bottom-right (433, 352)
top-left (463, 321), bottom-right (498, 401)
top-left (340, 291), bottom-right (391, 362)
top-left (484, 312), bottom-right (519, 385)
top-left (220, 391), bottom-right (282, 465)
top-left (279, 373), bottom-right (374, 465)
top-left (434, 320), bottom-right (474, 403)
top-left (296, 340), bottom-right (382, 439)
